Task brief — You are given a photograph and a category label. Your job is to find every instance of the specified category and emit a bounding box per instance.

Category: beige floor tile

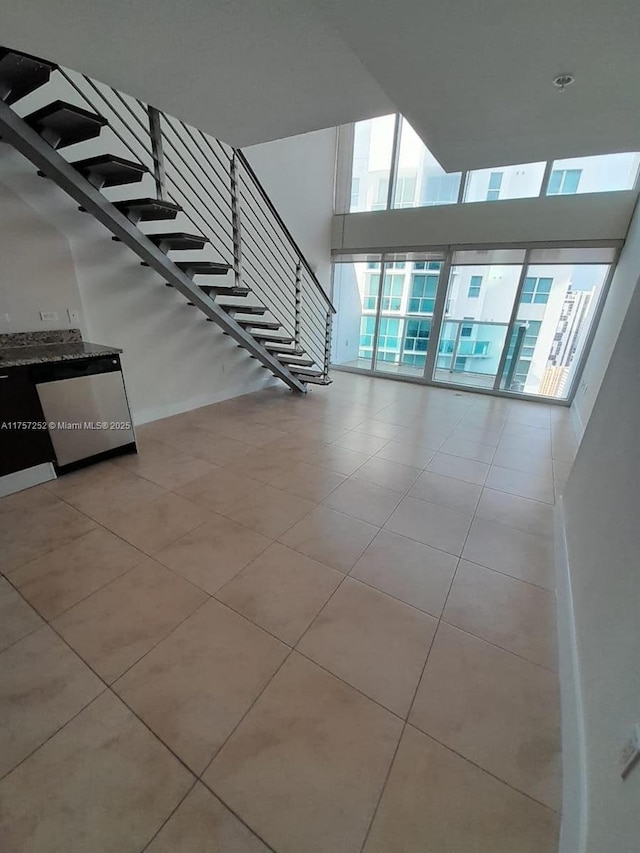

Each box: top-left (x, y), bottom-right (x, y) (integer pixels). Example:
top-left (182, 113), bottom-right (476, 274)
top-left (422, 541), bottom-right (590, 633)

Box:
top-left (281, 505), bottom-right (378, 572)
top-left (463, 516), bottom-right (554, 589)
top-left (352, 419), bottom-right (402, 439)
top-left (114, 600), bottom-right (288, 773)
top-left (443, 560), bottom-right (557, 668)
top-left (160, 426), bottom-right (254, 466)
top-left (0, 493), bottom-right (96, 574)
top-left (53, 559), bottom-right (207, 683)
top-left (427, 452), bottom-right (490, 486)
top-left (0, 691), bottom-right (193, 853)
top-left (363, 726), bottom-right (559, 853)
top-left (262, 461), bottom-right (346, 502)
top-left (385, 496), bottom-right (473, 556)
top-left (114, 438), bottom-right (216, 489)
top-left (220, 483), bottom-right (314, 538)
top-left (502, 420), bottom-right (552, 441)
top-left (395, 425), bottom-right (451, 452)
top-left (353, 456), bottom-right (421, 494)
top-left (497, 432), bottom-right (552, 458)
top-left (410, 623), bottom-right (561, 809)
top-left (204, 653), bottom-right (402, 853)
top-left (440, 435), bottom-right (496, 463)
top-left (205, 420), bottom-right (290, 448)
top-left (492, 446), bottom-right (554, 478)
top-left (486, 465), bottom-right (555, 504)
top-left (52, 466), bottom-right (166, 521)
top-left (0, 577), bottom-right (44, 653)
top-left (409, 470), bottom-right (482, 513)
top-left (374, 439), bottom-right (435, 468)
top-left (476, 487), bottom-right (553, 536)
top-left (146, 783), bottom-right (270, 852)
top-left (176, 468), bottom-right (261, 514)
top-left (300, 443), bottom-right (371, 476)
top-left (10, 528), bottom-right (145, 620)
top-left (0, 626), bottom-right (103, 778)
top-left (224, 445), bottom-right (298, 481)
top-left (217, 542), bottom-right (342, 644)
top-left (154, 515), bottom-right (271, 595)
top-left (323, 478), bottom-right (402, 526)
top-left (299, 578), bottom-right (436, 716)
top-left (332, 431), bottom-right (390, 455)
top-left (351, 530), bottom-right (457, 617)
top-left (95, 492), bottom-right (211, 554)
top-left (448, 423), bottom-right (503, 447)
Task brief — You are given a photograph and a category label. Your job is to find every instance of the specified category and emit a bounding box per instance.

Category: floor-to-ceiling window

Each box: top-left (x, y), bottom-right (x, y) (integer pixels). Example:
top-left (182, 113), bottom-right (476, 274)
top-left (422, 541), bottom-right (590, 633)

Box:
top-left (343, 114), bottom-right (640, 215)
top-left (331, 247), bottom-right (617, 403)
top-left (433, 250), bottom-right (525, 389)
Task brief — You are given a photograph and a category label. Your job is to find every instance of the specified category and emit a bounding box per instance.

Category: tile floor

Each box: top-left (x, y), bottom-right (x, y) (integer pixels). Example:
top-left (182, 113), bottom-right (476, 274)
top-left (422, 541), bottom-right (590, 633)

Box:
top-left (0, 371), bottom-right (575, 852)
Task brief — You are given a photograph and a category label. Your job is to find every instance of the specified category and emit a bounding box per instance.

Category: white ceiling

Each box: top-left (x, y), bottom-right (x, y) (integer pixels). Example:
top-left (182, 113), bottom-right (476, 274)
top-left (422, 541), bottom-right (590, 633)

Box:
top-left (315, 0), bottom-right (640, 170)
top-left (1, 0), bottom-right (638, 168)
top-left (0, 0), bottom-right (393, 147)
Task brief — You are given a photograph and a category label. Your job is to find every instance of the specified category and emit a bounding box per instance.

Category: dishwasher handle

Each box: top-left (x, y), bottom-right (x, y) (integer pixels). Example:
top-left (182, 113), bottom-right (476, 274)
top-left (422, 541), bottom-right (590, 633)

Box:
top-left (31, 356), bottom-right (121, 384)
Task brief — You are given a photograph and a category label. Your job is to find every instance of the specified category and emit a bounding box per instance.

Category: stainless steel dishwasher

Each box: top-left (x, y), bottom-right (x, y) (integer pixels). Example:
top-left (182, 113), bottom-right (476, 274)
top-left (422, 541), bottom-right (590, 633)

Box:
top-left (31, 355), bottom-right (136, 473)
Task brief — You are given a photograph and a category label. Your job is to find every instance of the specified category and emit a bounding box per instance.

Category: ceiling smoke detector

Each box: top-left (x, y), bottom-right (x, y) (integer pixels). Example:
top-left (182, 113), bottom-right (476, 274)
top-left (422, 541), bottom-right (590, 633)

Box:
top-left (553, 74), bottom-right (575, 93)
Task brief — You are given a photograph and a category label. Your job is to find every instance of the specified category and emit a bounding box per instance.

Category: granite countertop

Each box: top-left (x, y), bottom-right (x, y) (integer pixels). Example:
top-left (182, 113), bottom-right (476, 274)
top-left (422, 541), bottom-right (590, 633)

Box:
top-left (0, 329), bottom-right (122, 368)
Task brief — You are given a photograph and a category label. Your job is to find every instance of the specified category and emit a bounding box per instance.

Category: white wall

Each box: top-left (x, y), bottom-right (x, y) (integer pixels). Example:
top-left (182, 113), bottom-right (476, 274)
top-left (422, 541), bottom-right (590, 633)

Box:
top-left (0, 174), bottom-right (83, 333)
top-left (244, 128), bottom-right (337, 295)
top-left (0, 146), bottom-right (276, 424)
top-left (561, 208), bottom-right (640, 851)
top-left (332, 191), bottom-right (637, 253)
top-left (572, 202), bottom-right (640, 433)
top-left (0, 0), bottom-right (392, 148)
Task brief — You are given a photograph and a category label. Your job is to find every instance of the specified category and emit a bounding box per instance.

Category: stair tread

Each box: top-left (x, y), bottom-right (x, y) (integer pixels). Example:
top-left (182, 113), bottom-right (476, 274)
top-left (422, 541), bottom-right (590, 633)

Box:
top-left (25, 100), bottom-right (107, 148)
top-left (175, 260), bottom-right (230, 275)
top-left (71, 154), bottom-right (147, 186)
top-left (113, 198), bottom-right (182, 220)
top-left (224, 305), bottom-right (267, 315)
top-left (237, 319), bottom-right (281, 330)
top-left (255, 335), bottom-right (294, 344)
top-left (147, 232), bottom-right (209, 249)
top-left (291, 367), bottom-right (325, 376)
top-left (0, 48), bottom-right (56, 105)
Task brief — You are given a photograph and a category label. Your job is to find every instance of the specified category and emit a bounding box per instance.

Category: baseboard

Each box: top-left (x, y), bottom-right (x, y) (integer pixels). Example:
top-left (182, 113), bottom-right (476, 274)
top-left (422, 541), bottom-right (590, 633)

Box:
top-left (555, 497), bottom-right (588, 853)
top-left (0, 462), bottom-right (56, 497)
top-left (571, 403), bottom-right (586, 442)
top-left (132, 375), bottom-right (279, 426)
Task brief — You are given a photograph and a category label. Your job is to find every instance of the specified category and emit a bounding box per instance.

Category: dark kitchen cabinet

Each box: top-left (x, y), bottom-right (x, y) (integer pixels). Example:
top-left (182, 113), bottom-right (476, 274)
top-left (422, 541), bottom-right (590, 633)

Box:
top-left (0, 366), bottom-right (54, 476)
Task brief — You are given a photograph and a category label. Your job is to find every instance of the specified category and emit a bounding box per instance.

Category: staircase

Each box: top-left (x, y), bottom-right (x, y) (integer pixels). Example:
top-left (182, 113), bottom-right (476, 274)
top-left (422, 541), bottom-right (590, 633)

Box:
top-left (0, 47), bottom-right (334, 391)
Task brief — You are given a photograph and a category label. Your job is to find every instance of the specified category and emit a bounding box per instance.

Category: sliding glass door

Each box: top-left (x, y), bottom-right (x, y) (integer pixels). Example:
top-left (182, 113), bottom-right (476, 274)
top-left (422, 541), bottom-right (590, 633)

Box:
top-left (331, 246), bottom-right (615, 403)
top-left (497, 256), bottom-right (611, 398)
top-left (432, 250), bottom-right (525, 389)
top-left (373, 259), bottom-right (444, 377)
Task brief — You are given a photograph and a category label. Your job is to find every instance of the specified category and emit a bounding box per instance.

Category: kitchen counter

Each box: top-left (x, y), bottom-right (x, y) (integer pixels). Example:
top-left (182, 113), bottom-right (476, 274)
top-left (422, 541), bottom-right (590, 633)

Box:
top-left (0, 329), bottom-right (121, 368)
top-left (0, 341), bottom-right (122, 368)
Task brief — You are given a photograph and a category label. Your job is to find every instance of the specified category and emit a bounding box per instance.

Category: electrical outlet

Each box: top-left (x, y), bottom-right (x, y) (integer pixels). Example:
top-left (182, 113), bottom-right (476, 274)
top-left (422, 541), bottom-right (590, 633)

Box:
top-left (39, 310), bottom-right (58, 322)
top-left (67, 308), bottom-right (80, 323)
top-left (620, 724), bottom-right (640, 780)
top-left (0, 312), bottom-right (9, 323)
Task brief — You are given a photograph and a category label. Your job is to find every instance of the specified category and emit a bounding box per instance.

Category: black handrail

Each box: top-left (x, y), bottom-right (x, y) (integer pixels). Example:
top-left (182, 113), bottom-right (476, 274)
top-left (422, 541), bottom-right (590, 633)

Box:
top-left (234, 148), bottom-right (335, 313)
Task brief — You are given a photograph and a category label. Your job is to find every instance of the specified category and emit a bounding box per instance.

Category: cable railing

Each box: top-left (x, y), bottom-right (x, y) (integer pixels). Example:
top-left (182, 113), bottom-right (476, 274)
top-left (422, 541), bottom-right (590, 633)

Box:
top-left (47, 64), bottom-right (335, 376)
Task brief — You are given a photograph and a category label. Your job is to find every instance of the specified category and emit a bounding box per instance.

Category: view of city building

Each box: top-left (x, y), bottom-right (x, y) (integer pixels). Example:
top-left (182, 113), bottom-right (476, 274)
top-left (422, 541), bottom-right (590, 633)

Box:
top-left (332, 114), bottom-right (635, 400)
top-left (332, 256), bottom-right (610, 399)
top-left (347, 114), bottom-right (640, 213)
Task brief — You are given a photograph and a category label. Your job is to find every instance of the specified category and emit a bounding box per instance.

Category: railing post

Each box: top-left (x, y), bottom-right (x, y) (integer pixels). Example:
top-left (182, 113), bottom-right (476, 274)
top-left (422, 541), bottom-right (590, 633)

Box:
top-left (147, 106), bottom-right (166, 200)
top-left (294, 261), bottom-right (302, 350)
top-left (324, 309), bottom-right (332, 376)
top-left (230, 152), bottom-right (244, 291)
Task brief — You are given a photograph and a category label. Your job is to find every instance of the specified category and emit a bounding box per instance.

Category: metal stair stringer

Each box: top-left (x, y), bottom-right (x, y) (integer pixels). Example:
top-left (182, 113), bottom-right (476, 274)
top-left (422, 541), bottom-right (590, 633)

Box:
top-left (0, 97), bottom-right (307, 394)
